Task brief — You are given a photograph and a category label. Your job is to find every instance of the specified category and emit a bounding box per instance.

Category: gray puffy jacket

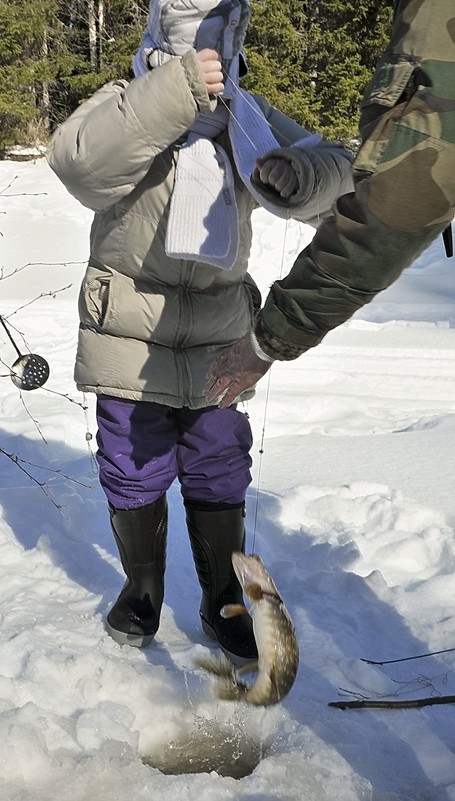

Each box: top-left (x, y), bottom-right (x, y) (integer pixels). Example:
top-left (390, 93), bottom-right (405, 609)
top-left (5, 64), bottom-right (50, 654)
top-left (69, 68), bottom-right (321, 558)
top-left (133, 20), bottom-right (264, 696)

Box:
top-left (47, 50), bottom-right (353, 407)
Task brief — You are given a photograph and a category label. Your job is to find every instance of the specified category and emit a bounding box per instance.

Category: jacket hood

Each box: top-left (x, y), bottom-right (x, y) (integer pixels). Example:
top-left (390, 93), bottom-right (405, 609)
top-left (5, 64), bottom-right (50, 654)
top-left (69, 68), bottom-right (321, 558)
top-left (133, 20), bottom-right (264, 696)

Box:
top-left (133, 0), bottom-right (250, 79)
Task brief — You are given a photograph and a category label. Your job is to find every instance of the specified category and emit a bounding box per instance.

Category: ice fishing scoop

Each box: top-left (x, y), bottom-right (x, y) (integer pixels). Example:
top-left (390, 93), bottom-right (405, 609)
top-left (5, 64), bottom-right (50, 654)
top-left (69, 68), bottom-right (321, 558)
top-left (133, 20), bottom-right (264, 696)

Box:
top-left (0, 316), bottom-right (50, 390)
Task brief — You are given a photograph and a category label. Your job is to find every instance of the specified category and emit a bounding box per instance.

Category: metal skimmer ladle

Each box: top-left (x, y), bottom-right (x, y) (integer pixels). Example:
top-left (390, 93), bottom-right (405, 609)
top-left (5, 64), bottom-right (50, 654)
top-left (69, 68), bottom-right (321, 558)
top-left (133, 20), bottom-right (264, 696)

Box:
top-left (0, 316), bottom-right (50, 390)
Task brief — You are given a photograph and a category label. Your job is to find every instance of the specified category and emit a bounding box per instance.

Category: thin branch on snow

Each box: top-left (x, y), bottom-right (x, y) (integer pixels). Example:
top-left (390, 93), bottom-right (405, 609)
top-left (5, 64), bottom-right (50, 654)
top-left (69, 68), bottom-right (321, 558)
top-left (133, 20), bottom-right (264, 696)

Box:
top-left (0, 262), bottom-right (84, 282)
top-left (0, 449), bottom-right (61, 509)
top-left (19, 393), bottom-right (48, 443)
top-left (335, 665), bottom-right (455, 709)
top-left (0, 176), bottom-right (19, 194)
top-left (2, 191), bottom-right (47, 197)
top-left (0, 448), bottom-right (96, 508)
top-left (0, 174), bottom-right (46, 198)
top-left (8, 286), bottom-right (74, 315)
top-left (0, 186), bottom-right (96, 508)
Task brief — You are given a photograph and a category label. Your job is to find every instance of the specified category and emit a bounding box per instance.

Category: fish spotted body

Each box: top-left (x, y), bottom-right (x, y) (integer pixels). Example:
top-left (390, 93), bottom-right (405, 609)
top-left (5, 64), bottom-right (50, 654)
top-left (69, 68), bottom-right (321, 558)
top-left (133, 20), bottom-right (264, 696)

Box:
top-left (195, 552), bottom-right (299, 706)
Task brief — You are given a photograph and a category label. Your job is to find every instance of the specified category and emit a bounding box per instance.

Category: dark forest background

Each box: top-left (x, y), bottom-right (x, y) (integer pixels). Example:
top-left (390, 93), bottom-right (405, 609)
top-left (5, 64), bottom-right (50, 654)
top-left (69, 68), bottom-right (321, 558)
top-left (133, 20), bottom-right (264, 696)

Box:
top-left (0, 0), bottom-right (394, 153)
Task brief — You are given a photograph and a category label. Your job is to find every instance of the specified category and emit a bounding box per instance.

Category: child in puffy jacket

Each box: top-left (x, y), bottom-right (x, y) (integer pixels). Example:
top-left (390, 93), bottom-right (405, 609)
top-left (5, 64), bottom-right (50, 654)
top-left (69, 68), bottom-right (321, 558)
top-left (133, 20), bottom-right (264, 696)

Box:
top-left (47, 0), bottom-right (354, 663)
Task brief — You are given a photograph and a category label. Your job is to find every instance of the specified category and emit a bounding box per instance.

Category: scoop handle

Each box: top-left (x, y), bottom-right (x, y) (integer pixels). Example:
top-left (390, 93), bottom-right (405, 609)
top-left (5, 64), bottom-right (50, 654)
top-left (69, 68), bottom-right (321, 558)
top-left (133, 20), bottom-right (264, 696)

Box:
top-left (0, 316), bottom-right (23, 359)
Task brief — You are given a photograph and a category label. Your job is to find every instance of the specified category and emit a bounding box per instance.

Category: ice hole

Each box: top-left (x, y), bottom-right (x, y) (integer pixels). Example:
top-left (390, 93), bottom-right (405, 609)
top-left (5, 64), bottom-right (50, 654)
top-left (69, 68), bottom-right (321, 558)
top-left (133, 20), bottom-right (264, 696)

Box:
top-left (142, 719), bottom-right (265, 779)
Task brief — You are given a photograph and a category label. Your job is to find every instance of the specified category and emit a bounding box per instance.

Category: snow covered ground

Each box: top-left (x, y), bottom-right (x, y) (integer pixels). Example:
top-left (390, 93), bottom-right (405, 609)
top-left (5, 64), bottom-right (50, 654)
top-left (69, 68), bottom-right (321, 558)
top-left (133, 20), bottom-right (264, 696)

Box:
top-left (1, 158), bottom-right (455, 801)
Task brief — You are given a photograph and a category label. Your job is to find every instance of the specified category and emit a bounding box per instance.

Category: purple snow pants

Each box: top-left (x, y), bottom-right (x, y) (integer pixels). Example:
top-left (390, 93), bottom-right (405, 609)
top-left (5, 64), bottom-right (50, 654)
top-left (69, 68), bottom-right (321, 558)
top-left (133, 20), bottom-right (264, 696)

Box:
top-left (95, 396), bottom-right (253, 510)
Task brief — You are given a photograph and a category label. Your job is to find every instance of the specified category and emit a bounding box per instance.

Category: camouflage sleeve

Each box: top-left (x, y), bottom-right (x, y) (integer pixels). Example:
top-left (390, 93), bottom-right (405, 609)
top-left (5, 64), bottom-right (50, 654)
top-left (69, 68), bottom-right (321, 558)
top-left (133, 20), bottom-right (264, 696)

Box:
top-left (256, 0), bottom-right (455, 361)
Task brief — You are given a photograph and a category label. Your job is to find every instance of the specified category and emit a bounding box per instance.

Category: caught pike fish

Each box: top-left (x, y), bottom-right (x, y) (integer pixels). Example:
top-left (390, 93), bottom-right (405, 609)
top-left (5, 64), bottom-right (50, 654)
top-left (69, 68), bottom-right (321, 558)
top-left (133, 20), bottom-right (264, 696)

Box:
top-left (195, 552), bottom-right (299, 706)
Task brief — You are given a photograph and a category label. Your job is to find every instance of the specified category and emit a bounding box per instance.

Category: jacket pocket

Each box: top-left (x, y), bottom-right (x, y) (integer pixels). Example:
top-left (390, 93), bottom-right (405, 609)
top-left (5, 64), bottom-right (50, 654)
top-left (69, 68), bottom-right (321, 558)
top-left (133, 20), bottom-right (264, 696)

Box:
top-left (79, 267), bottom-right (173, 342)
top-left (358, 58), bottom-right (418, 144)
top-left (79, 274), bottom-right (113, 329)
top-left (360, 59), bottom-right (418, 111)
top-left (355, 58), bottom-right (422, 175)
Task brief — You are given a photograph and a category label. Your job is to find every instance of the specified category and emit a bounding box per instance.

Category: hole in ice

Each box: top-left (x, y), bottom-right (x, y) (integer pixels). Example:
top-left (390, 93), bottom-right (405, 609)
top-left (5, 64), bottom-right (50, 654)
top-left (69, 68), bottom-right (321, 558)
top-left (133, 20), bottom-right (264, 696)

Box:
top-left (141, 717), bottom-right (265, 779)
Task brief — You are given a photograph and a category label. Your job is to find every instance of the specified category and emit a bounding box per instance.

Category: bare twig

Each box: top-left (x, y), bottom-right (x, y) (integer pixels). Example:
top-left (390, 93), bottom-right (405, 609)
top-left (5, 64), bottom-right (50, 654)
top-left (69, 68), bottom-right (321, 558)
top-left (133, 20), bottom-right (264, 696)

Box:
top-left (331, 663), bottom-right (455, 710)
top-left (2, 192), bottom-right (47, 197)
top-left (0, 169), bottom-right (45, 198)
top-left (0, 176), bottom-right (19, 195)
top-left (0, 448), bottom-right (95, 492)
top-left (0, 449), bottom-right (61, 508)
top-left (19, 393), bottom-right (47, 442)
top-left (8, 286), bottom-right (74, 315)
top-left (0, 262), bottom-right (84, 282)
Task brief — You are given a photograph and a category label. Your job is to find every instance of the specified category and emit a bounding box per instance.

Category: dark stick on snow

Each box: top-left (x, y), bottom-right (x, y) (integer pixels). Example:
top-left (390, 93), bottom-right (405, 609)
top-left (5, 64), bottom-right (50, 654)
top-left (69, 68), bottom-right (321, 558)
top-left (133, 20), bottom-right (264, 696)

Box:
top-left (360, 646), bottom-right (455, 665)
top-left (329, 694), bottom-right (455, 710)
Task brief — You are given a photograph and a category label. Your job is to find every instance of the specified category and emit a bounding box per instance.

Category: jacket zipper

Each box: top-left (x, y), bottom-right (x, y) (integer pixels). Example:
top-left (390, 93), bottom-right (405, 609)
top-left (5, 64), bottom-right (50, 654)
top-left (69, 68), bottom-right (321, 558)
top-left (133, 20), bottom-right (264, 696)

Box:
top-left (175, 264), bottom-right (195, 404)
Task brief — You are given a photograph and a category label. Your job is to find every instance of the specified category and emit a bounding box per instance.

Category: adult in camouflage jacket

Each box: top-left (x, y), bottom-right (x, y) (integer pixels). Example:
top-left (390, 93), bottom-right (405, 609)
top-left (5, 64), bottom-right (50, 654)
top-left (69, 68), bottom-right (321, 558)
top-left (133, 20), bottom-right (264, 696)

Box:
top-left (206, 0), bottom-right (455, 407)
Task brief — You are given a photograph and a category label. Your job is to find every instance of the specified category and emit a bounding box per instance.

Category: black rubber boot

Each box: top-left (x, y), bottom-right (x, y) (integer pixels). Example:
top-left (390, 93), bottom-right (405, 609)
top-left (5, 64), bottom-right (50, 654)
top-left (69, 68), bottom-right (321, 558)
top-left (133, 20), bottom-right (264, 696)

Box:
top-left (185, 500), bottom-right (258, 665)
top-left (106, 495), bottom-right (167, 647)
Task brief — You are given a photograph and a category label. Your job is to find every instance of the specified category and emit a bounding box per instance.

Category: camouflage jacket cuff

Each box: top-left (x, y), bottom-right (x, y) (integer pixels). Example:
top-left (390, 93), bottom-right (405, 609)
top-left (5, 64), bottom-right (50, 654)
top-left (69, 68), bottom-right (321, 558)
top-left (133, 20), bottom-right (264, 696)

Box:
top-left (254, 316), bottom-right (304, 361)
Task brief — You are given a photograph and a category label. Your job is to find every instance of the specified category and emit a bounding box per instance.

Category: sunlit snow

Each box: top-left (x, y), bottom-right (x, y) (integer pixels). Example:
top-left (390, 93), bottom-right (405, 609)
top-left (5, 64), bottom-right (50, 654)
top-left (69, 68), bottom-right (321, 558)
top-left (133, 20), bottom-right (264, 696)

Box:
top-left (1, 157), bottom-right (455, 800)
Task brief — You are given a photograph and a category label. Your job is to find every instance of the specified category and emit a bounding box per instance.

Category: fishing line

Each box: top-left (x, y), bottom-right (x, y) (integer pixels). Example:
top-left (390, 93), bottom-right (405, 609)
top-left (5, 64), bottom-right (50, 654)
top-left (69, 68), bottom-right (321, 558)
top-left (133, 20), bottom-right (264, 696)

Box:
top-left (249, 216), bottom-right (290, 554)
top-left (217, 93), bottom-right (257, 148)
top-left (214, 72), bottom-right (300, 554)
top-left (82, 391), bottom-right (98, 474)
top-left (214, 75), bottom-right (296, 553)
top-left (174, 75), bottom-right (299, 205)
top-left (220, 73), bottom-right (299, 147)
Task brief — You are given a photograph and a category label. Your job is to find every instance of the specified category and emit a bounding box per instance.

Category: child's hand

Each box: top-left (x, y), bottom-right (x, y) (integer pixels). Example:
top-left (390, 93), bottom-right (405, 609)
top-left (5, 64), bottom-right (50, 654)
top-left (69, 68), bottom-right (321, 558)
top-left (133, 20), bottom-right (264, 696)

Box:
top-left (255, 156), bottom-right (298, 198)
top-left (196, 48), bottom-right (224, 96)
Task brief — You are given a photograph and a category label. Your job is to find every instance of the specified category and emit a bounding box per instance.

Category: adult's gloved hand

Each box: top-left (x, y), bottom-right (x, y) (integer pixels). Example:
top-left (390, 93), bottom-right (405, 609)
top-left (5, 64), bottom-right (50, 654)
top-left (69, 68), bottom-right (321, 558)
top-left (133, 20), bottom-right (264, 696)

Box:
top-left (254, 156), bottom-right (298, 198)
top-left (205, 332), bottom-right (273, 408)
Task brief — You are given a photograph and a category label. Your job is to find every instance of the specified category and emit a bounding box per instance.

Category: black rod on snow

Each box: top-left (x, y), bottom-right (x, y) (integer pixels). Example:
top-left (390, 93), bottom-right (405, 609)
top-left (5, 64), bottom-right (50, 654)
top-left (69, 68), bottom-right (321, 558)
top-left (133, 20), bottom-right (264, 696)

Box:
top-left (329, 695), bottom-right (455, 710)
top-left (0, 315), bottom-right (22, 359)
top-left (360, 646), bottom-right (455, 666)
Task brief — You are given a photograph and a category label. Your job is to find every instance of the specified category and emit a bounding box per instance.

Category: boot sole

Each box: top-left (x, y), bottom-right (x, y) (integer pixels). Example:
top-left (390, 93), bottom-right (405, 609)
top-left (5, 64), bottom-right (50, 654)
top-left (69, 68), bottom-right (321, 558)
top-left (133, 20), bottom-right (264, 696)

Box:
top-left (106, 620), bottom-right (156, 648)
top-left (201, 616), bottom-right (257, 667)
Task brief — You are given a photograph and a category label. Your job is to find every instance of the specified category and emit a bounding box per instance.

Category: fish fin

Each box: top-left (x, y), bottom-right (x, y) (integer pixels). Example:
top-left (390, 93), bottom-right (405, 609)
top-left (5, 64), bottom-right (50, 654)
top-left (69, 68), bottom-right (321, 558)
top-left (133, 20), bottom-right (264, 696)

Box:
top-left (215, 678), bottom-right (249, 702)
top-left (194, 654), bottom-right (234, 679)
top-left (220, 603), bottom-right (248, 618)
top-left (194, 655), bottom-right (250, 702)
top-left (244, 582), bottom-right (264, 602)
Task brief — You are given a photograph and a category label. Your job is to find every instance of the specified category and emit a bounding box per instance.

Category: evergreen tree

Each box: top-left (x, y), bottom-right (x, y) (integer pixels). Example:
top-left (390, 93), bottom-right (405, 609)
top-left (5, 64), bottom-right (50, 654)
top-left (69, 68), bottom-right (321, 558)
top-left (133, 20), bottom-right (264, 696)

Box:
top-left (53, 0), bottom-right (148, 121)
top-left (243, 0), bottom-right (394, 141)
top-left (301, 0), bottom-right (394, 140)
top-left (0, 0), bottom-right (394, 151)
top-left (242, 0), bottom-right (322, 132)
top-left (0, 0), bottom-right (62, 149)
top-left (0, 0), bottom-right (147, 150)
